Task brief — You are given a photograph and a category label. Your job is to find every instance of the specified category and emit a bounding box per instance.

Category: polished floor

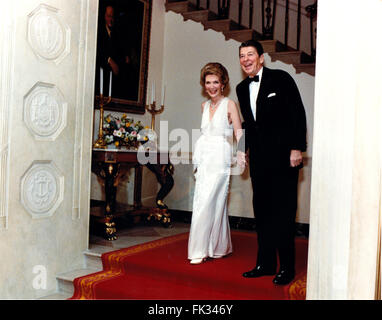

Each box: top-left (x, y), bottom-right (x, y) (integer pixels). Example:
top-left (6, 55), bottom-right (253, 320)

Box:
top-left (88, 220), bottom-right (192, 255)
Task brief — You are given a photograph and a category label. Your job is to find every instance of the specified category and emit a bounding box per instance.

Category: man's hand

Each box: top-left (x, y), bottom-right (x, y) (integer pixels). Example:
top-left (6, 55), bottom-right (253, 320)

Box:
top-left (290, 149), bottom-right (303, 167)
top-left (237, 150), bottom-right (247, 168)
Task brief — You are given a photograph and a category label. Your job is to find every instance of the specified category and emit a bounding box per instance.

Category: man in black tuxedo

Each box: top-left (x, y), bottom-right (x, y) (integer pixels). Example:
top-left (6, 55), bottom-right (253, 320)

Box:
top-left (236, 40), bottom-right (307, 285)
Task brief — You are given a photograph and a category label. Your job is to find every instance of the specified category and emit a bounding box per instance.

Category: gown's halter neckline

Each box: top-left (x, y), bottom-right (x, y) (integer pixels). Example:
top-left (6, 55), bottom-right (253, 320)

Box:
top-left (210, 97), bottom-right (224, 110)
top-left (209, 97), bottom-right (226, 122)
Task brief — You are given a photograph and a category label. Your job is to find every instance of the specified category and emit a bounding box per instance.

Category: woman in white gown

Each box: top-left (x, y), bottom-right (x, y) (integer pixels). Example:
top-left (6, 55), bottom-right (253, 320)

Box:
top-left (188, 62), bottom-right (246, 264)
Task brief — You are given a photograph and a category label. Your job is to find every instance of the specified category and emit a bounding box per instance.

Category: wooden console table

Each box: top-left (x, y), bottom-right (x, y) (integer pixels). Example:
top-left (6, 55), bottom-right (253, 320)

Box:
top-left (91, 149), bottom-right (174, 240)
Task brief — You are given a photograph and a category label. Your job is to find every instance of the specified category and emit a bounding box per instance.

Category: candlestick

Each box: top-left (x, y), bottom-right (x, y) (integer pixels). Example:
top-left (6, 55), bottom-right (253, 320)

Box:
top-left (151, 81), bottom-right (155, 103)
top-left (145, 101), bottom-right (164, 132)
top-left (100, 68), bottom-right (103, 95)
top-left (93, 94), bottom-right (112, 149)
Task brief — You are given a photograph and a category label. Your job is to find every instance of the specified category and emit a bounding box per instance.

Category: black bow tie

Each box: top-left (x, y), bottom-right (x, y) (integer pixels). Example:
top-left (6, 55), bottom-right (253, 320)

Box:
top-left (249, 75), bottom-right (259, 83)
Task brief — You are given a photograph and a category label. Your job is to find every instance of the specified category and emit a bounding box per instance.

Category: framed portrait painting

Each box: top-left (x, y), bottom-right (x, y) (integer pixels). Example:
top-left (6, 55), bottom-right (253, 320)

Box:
top-left (94, 0), bottom-right (152, 114)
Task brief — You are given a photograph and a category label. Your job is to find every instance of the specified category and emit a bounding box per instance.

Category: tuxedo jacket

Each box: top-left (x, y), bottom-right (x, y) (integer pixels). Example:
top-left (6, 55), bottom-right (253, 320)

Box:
top-left (96, 25), bottom-right (120, 70)
top-left (236, 67), bottom-right (307, 174)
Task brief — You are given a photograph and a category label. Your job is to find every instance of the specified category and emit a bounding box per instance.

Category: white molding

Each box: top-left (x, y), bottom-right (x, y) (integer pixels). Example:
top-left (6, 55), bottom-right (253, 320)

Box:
top-left (23, 82), bottom-right (67, 141)
top-left (27, 4), bottom-right (71, 65)
top-left (20, 160), bottom-right (64, 219)
top-left (71, 0), bottom-right (95, 219)
top-left (0, 6), bottom-right (15, 230)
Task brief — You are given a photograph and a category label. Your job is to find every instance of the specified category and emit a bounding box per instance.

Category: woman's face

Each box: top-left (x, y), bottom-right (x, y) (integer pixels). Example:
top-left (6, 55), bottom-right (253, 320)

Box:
top-left (204, 74), bottom-right (223, 99)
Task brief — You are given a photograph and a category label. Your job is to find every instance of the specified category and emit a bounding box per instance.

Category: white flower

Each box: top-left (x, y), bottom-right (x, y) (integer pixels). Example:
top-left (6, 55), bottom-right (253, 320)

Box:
top-left (113, 130), bottom-right (122, 137)
top-left (105, 135), bottom-right (114, 143)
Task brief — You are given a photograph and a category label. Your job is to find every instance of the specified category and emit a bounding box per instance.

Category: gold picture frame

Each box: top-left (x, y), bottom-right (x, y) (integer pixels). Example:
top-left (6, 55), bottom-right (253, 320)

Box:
top-left (94, 0), bottom-right (152, 114)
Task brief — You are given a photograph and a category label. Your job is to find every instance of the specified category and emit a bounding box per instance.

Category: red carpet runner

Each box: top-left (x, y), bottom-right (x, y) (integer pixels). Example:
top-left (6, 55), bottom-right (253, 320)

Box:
top-left (71, 231), bottom-right (308, 300)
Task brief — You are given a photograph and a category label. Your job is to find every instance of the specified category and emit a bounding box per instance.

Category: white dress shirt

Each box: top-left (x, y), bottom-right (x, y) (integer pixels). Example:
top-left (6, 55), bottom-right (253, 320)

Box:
top-left (249, 67), bottom-right (263, 121)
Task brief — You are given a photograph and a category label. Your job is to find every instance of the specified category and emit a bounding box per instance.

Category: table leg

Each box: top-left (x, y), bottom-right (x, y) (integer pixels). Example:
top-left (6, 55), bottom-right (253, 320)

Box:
top-left (145, 163), bottom-right (174, 227)
top-left (103, 162), bottom-right (119, 240)
top-left (133, 165), bottom-right (143, 209)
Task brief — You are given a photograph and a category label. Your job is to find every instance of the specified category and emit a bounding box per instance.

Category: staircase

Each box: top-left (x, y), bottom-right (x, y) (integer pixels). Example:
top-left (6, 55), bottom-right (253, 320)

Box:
top-left (40, 250), bottom-right (103, 300)
top-left (165, 0), bottom-right (315, 76)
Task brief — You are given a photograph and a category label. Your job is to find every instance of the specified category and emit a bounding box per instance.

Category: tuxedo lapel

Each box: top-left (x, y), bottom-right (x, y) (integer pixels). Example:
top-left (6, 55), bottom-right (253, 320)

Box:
top-left (241, 77), bottom-right (256, 124)
top-left (256, 67), bottom-right (271, 119)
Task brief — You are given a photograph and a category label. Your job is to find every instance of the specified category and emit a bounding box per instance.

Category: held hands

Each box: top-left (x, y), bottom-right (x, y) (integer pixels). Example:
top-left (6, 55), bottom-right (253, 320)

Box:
top-left (290, 150), bottom-right (303, 167)
top-left (237, 150), bottom-right (247, 168)
top-left (231, 151), bottom-right (247, 176)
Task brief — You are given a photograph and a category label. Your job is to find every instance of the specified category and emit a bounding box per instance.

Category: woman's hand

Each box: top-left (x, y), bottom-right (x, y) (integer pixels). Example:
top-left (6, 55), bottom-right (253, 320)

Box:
top-left (237, 151), bottom-right (247, 168)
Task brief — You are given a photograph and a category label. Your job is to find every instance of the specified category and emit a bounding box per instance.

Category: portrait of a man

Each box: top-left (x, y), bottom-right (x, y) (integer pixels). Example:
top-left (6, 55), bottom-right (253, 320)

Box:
top-left (94, 0), bottom-right (148, 108)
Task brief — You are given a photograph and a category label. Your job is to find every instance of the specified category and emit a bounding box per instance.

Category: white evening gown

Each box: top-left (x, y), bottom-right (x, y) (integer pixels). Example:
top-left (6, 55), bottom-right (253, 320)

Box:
top-left (188, 97), bottom-right (233, 260)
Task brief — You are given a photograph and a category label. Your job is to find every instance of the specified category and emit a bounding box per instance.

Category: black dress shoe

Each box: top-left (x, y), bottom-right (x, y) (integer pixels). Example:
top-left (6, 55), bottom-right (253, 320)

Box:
top-left (242, 265), bottom-right (276, 278)
top-left (272, 270), bottom-right (295, 285)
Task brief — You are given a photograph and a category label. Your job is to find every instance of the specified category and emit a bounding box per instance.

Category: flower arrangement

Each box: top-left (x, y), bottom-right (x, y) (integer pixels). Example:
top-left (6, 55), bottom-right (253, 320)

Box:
top-left (103, 113), bottom-right (149, 149)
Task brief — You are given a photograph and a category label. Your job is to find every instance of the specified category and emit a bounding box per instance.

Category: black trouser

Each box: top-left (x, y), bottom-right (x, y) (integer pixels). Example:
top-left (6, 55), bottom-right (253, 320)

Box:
top-left (250, 167), bottom-right (299, 272)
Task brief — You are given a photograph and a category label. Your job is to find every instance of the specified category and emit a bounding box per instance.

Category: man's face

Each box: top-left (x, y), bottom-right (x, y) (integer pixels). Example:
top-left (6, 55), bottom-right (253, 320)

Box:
top-left (239, 46), bottom-right (264, 77)
top-left (105, 6), bottom-right (114, 28)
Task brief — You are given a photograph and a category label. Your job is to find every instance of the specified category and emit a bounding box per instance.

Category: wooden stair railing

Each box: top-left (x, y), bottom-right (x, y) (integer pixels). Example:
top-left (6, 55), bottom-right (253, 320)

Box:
top-left (165, 0), bottom-right (316, 76)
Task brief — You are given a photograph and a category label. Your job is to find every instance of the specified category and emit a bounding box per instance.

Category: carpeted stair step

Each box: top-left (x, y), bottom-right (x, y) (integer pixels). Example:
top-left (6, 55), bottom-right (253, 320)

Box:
top-left (57, 268), bottom-right (99, 296)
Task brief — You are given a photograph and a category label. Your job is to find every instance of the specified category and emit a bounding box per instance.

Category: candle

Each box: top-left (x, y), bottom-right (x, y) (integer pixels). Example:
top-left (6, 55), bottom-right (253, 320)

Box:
top-left (108, 71), bottom-right (112, 97)
top-left (151, 81), bottom-right (155, 103)
top-left (100, 68), bottom-right (103, 95)
top-left (161, 84), bottom-right (166, 106)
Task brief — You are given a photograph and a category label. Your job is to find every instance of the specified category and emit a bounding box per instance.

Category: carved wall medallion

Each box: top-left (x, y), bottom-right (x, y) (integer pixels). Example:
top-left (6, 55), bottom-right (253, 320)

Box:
top-left (27, 4), bottom-right (71, 64)
top-left (20, 161), bottom-right (64, 219)
top-left (23, 82), bottom-right (67, 141)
